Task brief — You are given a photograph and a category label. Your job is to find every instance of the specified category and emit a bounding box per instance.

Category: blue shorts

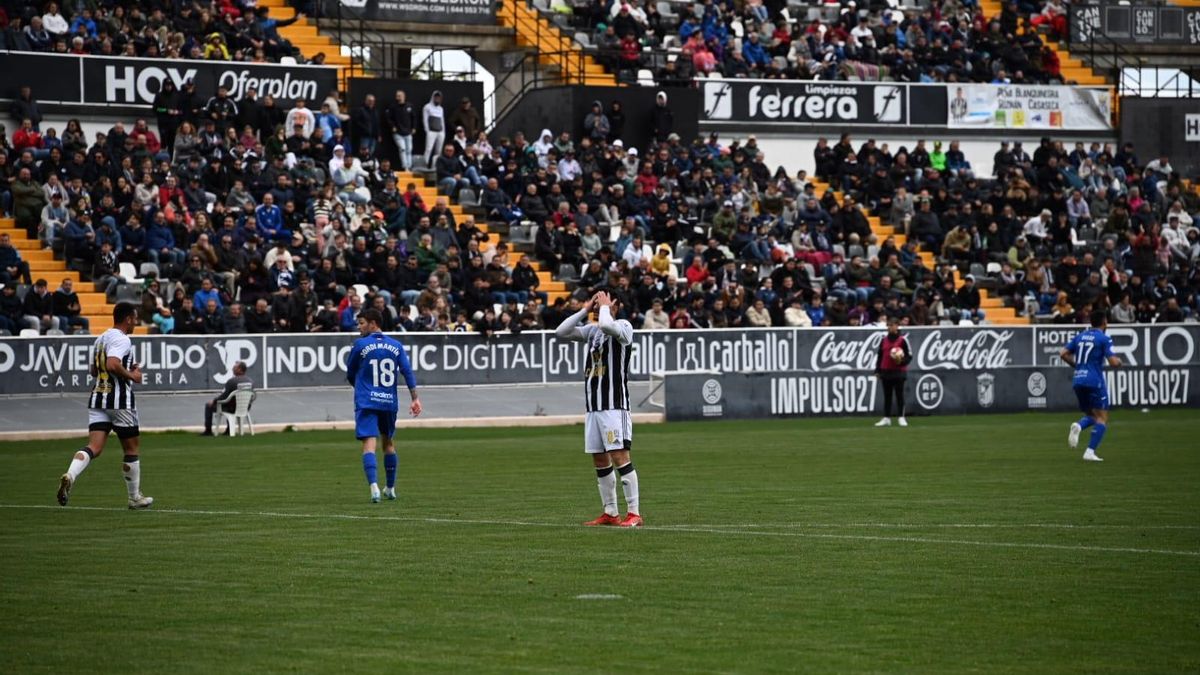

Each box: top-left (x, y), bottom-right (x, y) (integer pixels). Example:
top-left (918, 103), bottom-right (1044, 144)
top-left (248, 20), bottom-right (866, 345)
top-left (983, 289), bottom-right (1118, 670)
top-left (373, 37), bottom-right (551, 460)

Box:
top-left (1074, 385), bottom-right (1109, 413)
top-left (355, 409), bottom-right (397, 440)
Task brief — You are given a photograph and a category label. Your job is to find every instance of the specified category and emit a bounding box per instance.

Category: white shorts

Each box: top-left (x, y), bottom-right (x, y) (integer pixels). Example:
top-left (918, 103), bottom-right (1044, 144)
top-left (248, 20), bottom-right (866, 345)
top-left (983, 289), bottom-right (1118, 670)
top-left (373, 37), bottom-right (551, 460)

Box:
top-left (584, 410), bottom-right (633, 454)
top-left (88, 408), bottom-right (140, 438)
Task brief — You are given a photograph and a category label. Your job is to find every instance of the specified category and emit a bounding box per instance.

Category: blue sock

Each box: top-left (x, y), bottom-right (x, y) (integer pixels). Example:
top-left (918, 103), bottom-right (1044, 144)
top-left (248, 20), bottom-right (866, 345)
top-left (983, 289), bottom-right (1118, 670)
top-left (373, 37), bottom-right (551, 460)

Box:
top-left (1076, 416), bottom-right (1095, 430)
top-left (1088, 424), bottom-right (1107, 451)
top-left (362, 453), bottom-right (378, 485)
top-left (384, 453), bottom-right (398, 489)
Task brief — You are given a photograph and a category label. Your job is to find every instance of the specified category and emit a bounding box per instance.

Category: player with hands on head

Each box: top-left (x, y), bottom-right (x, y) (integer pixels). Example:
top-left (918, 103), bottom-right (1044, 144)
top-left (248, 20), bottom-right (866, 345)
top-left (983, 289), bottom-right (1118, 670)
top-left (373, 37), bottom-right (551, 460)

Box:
top-left (555, 289), bottom-right (643, 527)
top-left (1061, 310), bottom-right (1121, 462)
top-left (346, 308), bottom-right (421, 503)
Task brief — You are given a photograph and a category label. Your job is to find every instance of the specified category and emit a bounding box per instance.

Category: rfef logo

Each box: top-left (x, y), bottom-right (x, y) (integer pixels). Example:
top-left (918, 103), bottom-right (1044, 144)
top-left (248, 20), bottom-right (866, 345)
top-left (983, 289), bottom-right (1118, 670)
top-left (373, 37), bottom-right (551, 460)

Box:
top-left (916, 374), bottom-right (944, 410)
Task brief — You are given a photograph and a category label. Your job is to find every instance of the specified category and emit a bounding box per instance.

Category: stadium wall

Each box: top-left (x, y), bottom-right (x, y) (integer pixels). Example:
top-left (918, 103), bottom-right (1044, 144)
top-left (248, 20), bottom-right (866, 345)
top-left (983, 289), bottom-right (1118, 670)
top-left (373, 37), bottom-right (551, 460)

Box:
top-left (1, 325), bottom-right (1194, 396)
top-left (489, 85), bottom-right (700, 153)
top-left (1119, 97), bottom-right (1200, 178)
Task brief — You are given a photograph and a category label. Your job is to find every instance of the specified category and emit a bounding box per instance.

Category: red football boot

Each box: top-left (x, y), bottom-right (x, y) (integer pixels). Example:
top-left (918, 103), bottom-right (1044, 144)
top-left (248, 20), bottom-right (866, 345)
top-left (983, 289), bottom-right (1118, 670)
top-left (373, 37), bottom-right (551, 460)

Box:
top-left (583, 513), bottom-right (622, 526)
top-left (618, 513), bottom-right (643, 528)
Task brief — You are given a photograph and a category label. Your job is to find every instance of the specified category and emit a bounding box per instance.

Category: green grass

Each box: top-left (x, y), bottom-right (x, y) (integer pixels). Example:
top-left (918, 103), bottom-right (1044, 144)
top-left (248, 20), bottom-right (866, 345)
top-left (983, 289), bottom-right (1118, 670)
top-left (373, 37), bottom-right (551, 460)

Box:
top-left (2, 410), bottom-right (1198, 674)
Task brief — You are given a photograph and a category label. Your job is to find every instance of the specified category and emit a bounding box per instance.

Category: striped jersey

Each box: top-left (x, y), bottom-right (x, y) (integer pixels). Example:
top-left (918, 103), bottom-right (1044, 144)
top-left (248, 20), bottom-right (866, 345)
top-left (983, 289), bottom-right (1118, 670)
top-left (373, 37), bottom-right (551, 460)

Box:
top-left (89, 328), bottom-right (136, 410)
top-left (578, 319), bottom-right (634, 412)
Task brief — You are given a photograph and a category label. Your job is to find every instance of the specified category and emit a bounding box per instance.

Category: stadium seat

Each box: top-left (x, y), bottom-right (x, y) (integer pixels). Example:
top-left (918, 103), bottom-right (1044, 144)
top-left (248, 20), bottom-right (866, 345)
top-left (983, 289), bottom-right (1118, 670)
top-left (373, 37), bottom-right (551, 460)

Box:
top-left (118, 263), bottom-right (144, 286)
top-left (457, 188), bottom-right (478, 207)
top-left (218, 386), bottom-right (256, 437)
top-left (986, 262), bottom-right (1003, 275)
top-left (558, 263), bottom-right (579, 281)
top-left (139, 262), bottom-right (160, 279)
top-left (0, 329), bottom-right (10, 336)
top-left (847, 245), bottom-right (865, 259)
top-left (352, 284), bottom-right (370, 299)
top-left (19, 329), bottom-right (39, 337)
top-left (970, 263), bottom-right (986, 279)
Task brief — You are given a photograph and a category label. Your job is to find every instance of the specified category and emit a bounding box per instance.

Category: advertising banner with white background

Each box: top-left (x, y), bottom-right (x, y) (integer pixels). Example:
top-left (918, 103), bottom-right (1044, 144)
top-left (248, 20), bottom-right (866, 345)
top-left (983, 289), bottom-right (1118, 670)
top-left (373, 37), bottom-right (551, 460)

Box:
top-left (1, 325), bottom-right (1195, 398)
top-left (947, 84), bottom-right (1112, 130)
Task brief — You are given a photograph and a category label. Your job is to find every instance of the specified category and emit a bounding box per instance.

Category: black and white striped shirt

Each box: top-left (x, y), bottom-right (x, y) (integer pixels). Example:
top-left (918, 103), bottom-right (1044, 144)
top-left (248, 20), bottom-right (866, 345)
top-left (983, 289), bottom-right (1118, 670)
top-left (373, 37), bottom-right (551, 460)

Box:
top-left (89, 328), bottom-right (136, 410)
top-left (555, 307), bottom-right (634, 412)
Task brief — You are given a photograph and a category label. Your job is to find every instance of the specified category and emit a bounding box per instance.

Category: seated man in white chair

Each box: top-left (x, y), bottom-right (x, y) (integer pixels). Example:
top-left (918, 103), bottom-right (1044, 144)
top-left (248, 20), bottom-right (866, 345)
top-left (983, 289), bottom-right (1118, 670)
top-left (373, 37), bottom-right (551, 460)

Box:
top-left (202, 361), bottom-right (254, 436)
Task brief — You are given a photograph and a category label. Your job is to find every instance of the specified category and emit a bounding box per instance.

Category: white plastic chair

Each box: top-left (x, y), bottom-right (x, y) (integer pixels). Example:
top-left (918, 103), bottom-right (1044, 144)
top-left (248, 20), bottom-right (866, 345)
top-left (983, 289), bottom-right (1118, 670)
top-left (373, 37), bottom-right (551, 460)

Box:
top-left (119, 262), bottom-right (144, 286)
top-left (219, 386), bottom-right (256, 436)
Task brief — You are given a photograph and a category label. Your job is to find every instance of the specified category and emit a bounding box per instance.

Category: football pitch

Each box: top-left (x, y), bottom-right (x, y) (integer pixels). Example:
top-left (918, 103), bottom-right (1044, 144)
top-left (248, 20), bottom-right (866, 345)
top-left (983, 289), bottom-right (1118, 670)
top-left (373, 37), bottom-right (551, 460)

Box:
top-left (2, 410), bottom-right (1197, 673)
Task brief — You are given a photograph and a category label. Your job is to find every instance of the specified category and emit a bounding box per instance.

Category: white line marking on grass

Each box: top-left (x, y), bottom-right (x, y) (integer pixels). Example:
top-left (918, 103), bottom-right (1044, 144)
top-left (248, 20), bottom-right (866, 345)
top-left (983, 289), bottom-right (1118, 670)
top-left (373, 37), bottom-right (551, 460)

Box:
top-left (4, 504), bottom-right (1198, 558)
top-left (574, 594), bottom-right (624, 600)
top-left (653, 522), bottom-right (1200, 531)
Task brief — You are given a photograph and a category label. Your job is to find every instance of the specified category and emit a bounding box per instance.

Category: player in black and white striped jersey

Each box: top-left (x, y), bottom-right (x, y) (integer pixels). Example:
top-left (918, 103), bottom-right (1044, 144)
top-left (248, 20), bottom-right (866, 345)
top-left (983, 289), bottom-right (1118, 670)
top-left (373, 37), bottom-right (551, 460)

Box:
top-left (554, 290), bottom-right (642, 528)
top-left (57, 302), bottom-right (154, 510)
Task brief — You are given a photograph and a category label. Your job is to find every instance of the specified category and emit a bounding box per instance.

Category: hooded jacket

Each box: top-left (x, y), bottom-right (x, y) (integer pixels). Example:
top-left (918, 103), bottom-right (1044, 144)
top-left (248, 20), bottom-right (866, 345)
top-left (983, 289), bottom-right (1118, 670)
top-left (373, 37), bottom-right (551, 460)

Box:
top-left (583, 102), bottom-right (610, 141)
top-left (652, 91), bottom-right (674, 142)
top-left (423, 92), bottom-right (445, 134)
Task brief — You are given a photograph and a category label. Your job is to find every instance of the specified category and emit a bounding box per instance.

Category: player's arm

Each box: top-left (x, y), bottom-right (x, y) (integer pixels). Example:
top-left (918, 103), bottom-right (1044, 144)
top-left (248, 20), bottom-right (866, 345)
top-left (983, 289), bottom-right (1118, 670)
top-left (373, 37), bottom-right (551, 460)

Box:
top-left (1060, 335), bottom-right (1078, 367)
top-left (1103, 336), bottom-right (1120, 367)
top-left (396, 347), bottom-right (422, 417)
top-left (554, 303), bottom-right (591, 342)
top-left (596, 304), bottom-right (633, 346)
top-left (105, 356), bottom-right (142, 384)
top-left (345, 341), bottom-right (361, 385)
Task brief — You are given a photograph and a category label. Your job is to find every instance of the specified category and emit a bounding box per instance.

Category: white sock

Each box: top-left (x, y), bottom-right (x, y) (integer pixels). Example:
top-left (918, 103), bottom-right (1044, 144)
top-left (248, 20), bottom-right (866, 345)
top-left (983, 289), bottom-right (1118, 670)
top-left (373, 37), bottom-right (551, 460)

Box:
top-left (67, 448), bottom-right (92, 480)
top-left (122, 455), bottom-right (140, 499)
top-left (617, 462), bottom-right (640, 515)
top-left (596, 466), bottom-right (618, 516)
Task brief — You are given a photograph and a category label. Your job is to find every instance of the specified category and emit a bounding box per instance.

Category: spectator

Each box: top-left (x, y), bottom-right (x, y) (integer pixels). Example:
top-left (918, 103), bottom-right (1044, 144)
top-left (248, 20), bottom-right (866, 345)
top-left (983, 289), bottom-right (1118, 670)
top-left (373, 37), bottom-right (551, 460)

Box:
top-left (422, 91), bottom-right (446, 167)
top-left (51, 277), bottom-right (88, 333)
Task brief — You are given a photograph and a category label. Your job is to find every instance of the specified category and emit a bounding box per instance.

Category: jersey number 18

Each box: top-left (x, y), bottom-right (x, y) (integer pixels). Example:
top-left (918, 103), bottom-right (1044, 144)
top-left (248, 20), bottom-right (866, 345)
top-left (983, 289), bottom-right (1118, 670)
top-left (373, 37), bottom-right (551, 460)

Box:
top-left (370, 359), bottom-right (396, 388)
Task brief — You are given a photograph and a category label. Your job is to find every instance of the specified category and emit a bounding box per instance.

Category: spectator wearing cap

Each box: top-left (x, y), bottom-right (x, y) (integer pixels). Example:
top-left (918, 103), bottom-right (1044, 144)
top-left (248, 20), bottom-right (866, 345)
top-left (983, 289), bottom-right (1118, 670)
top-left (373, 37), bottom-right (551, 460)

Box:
top-left (447, 97), bottom-right (482, 140)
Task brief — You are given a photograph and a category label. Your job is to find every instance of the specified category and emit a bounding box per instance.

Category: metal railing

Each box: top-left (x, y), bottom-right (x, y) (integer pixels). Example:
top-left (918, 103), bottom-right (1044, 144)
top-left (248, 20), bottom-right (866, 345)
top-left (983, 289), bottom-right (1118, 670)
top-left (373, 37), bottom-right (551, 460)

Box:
top-left (1069, 19), bottom-right (1200, 97)
top-left (485, 0), bottom-right (621, 129)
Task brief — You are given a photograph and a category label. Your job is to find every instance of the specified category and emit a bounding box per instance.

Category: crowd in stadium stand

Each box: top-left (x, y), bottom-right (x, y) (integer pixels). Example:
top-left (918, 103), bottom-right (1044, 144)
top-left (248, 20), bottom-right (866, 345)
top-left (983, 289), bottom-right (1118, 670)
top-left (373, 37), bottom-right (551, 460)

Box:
top-left (550, 0), bottom-right (1071, 86)
top-left (1, 80), bottom-right (1197, 335)
top-left (0, 1), bottom-right (315, 64)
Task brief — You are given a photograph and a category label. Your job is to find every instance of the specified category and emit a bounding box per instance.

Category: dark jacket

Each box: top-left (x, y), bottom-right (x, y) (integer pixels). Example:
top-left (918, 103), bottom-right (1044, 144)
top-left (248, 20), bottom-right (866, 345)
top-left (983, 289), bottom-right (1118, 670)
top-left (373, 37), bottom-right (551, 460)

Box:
top-left (22, 289), bottom-right (54, 317)
top-left (386, 99), bottom-right (417, 136)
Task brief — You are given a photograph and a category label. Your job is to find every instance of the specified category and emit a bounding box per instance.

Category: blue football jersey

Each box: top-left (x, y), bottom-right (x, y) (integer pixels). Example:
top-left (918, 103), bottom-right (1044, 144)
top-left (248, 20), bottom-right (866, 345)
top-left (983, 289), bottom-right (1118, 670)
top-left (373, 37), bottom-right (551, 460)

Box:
top-left (1064, 328), bottom-right (1114, 388)
top-left (346, 333), bottom-right (417, 412)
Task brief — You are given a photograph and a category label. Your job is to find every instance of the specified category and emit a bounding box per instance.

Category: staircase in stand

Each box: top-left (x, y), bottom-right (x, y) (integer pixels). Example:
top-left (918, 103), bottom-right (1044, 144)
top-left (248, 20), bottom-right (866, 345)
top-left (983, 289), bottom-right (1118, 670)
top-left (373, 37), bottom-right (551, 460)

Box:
top-left (812, 184), bottom-right (1029, 326)
top-left (256, 0), bottom-right (354, 82)
top-left (498, 0), bottom-right (617, 86)
top-left (393, 173), bottom-right (570, 303)
top-left (977, 0), bottom-right (1110, 87)
top-left (0, 218), bottom-right (148, 335)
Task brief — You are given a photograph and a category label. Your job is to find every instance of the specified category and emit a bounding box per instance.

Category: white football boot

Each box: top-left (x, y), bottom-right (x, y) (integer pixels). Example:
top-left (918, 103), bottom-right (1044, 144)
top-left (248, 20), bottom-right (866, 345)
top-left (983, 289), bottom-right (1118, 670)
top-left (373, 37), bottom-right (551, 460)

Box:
top-left (1068, 422), bottom-right (1082, 449)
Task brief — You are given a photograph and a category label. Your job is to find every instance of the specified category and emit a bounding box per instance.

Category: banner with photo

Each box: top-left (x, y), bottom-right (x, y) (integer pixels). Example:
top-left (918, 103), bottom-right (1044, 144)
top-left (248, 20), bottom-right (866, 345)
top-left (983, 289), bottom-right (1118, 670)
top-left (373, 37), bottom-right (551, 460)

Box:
top-left (946, 84), bottom-right (1112, 130)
